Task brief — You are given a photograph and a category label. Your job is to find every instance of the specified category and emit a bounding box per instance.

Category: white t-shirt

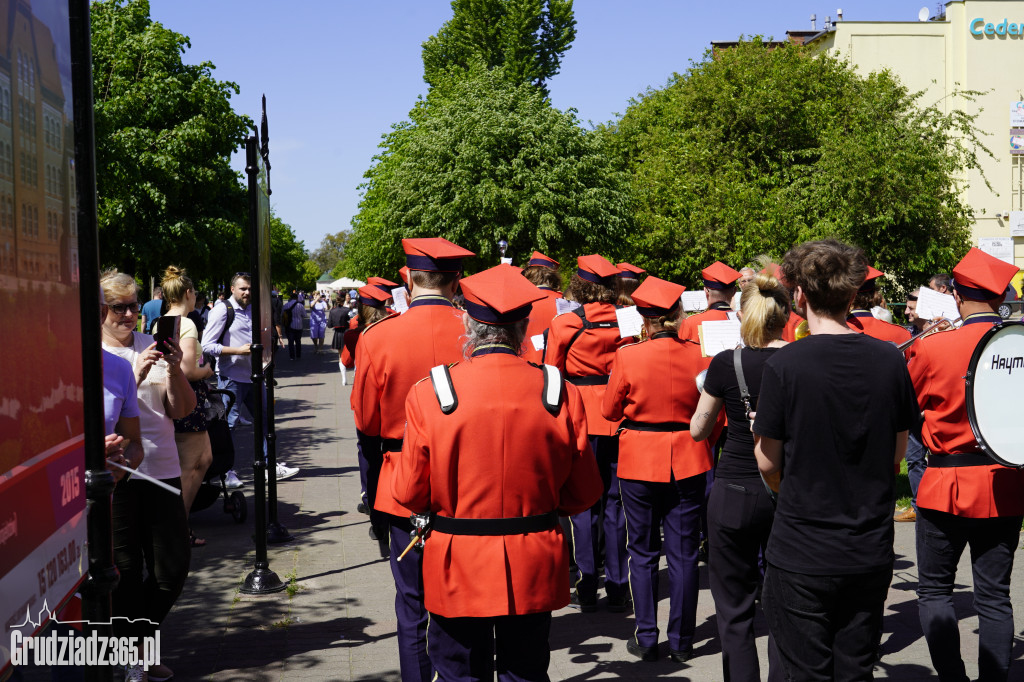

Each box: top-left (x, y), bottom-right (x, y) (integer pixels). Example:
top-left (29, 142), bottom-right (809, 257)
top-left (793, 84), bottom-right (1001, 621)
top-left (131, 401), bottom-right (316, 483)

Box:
top-left (102, 332), bottom-right (182, 481)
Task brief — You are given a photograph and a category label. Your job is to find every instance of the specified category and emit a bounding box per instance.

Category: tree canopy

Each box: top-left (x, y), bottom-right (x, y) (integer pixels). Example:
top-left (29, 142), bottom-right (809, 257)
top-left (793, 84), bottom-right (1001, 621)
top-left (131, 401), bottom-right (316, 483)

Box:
top-left (309, 230), bottom-right (350, 277)
top-left (345, 66), bottom-right (632, 278)
top-left (604, 40), bottom-right (980, 289)
top-left (91, 0), bottom-right (251, 284)
top-left (422, 0), bottom-right (576, 95)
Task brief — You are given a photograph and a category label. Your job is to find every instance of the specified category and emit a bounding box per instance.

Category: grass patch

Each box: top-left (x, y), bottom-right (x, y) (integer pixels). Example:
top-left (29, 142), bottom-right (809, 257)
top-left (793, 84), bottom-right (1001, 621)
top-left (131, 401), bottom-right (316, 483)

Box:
top-left (271, 616), bottom-right (294, 629)
top-left (895, 458), bottom-right (912, 510)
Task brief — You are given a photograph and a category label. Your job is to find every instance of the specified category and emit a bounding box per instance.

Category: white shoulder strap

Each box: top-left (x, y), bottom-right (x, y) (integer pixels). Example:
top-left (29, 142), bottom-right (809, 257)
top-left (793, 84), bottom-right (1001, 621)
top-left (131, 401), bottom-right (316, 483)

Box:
top-left (541, 365), bottom-right (563, 415)
top-left (429, 365), bottom-right (458, 414)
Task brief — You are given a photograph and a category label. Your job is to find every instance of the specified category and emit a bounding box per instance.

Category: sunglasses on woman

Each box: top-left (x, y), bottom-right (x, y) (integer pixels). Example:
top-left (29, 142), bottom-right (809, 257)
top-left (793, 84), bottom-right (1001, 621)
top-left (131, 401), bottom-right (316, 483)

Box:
top-left (108, 302), bottom-right (140, 315)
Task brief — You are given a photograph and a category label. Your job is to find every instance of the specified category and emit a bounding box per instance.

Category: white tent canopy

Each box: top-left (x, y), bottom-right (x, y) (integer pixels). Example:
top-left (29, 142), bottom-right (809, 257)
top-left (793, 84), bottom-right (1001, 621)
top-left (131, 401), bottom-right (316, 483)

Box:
top-left (327, 277), bottom-right (365, 290)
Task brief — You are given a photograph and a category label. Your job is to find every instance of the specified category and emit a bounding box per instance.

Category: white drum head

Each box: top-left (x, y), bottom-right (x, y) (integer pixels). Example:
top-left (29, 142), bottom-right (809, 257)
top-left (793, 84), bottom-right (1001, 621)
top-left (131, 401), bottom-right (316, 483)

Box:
top-left (966, 322), bottom-right (1024, 468)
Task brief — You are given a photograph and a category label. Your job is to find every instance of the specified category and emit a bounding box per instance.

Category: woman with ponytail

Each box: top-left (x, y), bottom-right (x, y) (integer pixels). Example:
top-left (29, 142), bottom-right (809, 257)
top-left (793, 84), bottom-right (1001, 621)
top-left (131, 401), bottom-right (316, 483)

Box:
top-left (690, 268), bottom-right (790, 682)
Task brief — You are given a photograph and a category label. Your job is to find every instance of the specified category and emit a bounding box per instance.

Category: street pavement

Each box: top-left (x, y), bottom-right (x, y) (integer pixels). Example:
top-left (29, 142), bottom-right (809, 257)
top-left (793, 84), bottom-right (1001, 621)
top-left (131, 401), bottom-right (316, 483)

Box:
top-left (161, 346), bottom-right (1024, 681)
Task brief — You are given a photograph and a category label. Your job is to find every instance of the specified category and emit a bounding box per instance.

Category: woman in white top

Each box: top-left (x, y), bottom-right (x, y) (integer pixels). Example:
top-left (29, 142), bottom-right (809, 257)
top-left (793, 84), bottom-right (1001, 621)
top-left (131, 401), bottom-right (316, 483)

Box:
top-left (101, 268), bottom-right (195, 682)
top-left (161, 265), bottom-right (215, 535)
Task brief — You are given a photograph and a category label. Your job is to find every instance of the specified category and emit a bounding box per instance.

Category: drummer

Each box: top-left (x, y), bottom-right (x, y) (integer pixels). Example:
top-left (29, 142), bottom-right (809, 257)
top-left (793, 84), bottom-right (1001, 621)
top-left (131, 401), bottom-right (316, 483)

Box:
top-left (907, 247), bottom-right (1024, 682)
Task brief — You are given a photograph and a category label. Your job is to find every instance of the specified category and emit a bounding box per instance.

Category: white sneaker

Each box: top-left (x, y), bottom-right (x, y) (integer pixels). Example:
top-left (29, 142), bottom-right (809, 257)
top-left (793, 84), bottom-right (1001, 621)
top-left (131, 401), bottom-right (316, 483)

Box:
top-left (124, 663), bottom-right (146, 682)
top-left (276, 463), bottom-right (299, 480)
top-left (224, 470), bottom-right (243, 489)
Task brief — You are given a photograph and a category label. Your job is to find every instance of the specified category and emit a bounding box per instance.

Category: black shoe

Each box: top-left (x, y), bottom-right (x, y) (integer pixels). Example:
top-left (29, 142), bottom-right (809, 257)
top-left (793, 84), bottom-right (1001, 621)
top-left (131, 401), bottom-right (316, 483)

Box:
top-left (669, 648), bottom-right (693, 664)
top-left (569, 591), bottom-right (597, 613)
top-left (368, 525), bottom-right (377, 541)
top-left (377, 538), bottom-right (390, 559)
top-left (627, 637), bottom-right (658, 662)
top-left (357, 501), bottom-right (369, 515)
top-left (607, 593), bottom-right (631, 613)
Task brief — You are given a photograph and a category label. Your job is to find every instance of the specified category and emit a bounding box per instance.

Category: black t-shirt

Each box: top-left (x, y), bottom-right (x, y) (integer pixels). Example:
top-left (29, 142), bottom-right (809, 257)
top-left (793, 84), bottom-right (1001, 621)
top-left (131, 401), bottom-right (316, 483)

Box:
top-left (753, 333), bottom-right (916, 575)
top-left (704, 346), bottom-right (781, 480)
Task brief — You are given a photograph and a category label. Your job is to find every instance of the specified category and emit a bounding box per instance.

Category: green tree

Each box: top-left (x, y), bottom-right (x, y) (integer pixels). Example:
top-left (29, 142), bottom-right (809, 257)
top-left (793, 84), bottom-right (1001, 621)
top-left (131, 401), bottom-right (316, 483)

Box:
top-left (606, 39), bottom-right (981, 289)
top-left (91, 0), bottom-right (252, 285)
top-left (309, 230), bottom-right (350, 275)
top-left (422, 0), bottom-right (576, 94)
top-left (269, 211), bottom-right (307, 290)
top-left (346, 66), bottom-right (632, 278)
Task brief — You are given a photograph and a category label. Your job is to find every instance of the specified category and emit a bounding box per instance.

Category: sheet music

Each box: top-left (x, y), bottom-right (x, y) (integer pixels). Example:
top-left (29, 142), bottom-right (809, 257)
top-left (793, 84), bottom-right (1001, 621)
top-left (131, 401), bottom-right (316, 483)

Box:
top-left (531, 334), bottom-right (545, 351)
top-left (914, 287), bottom-right (957, 322)
top-left (615, 306), bottom-right (644, 338)
top-left (699, 319), bottom-right (743, 358)
top-left (681, 290), bottom-right (708, 312)
top-left (555, 298), bottom-right (581, 316)
top-left (391, 287), bottom-right (409, 314)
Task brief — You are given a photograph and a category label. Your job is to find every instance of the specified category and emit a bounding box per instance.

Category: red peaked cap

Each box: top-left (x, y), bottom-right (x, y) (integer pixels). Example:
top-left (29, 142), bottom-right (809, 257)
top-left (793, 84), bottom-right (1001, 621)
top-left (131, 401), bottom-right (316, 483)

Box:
top-left (858, 265), bottom-right (885, 293)
top-left (399, 266), bottom-right (410, 285)
top-left (631, 276), bottom-right (686, 317)
top-left (953, 248), bottom-right (1020, 300)
top-left (528, 251), bottom-right (559, 269)
top-left (702, 261), bottom-right (742, 290)
top-left (357, 284), bottom-right (393, 308)
top-left (461, 264), bottom-right (546, 324)
top-left (576, 254), bottom-right (619, 284)
top-left (402, 237), bottom-right (475, 273)
top-left (616, 262), bottom-right (646, 279)
top-left (367, 276), bottom-right (399, 293)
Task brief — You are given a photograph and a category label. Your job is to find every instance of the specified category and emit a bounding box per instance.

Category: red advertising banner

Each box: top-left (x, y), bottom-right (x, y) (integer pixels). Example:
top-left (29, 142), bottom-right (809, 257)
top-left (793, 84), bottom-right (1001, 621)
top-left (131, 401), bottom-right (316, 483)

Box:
top-left (0, 0), bottom-right (87, 671)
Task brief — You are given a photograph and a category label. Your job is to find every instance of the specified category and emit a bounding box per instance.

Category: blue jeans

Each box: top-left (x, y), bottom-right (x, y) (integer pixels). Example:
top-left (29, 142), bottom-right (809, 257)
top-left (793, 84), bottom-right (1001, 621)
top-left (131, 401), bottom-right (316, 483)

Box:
top-left (217, 376), bottom-right (253, 430)
top-left (905, 433), bottom-right (927, 511)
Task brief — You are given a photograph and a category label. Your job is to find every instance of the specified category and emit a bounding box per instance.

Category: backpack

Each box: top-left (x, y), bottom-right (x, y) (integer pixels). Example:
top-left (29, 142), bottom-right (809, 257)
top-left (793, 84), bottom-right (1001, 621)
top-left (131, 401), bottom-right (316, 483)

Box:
top-left (207, 304), bottom-right (235, 374)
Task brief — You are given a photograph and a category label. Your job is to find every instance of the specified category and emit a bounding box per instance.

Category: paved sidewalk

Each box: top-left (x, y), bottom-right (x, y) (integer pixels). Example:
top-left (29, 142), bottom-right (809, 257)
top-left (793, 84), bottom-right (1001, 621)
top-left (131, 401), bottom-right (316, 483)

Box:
top-left (162, 348), bottom-right (1024, 681)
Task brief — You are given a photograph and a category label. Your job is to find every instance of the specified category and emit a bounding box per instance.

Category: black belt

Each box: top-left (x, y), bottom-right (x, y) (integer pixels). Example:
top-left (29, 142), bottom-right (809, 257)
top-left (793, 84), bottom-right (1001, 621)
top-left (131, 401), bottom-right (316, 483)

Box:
top-left (566, 375), bottom-right (609, 386)
top-left (430, 511), bottom-right (559, 536)
top-left (621, 419), bottom-right (690, 433)
top-left (382, 438), bottom-right (404, 453)
top-left (928, 452), bottom-right (993, 468)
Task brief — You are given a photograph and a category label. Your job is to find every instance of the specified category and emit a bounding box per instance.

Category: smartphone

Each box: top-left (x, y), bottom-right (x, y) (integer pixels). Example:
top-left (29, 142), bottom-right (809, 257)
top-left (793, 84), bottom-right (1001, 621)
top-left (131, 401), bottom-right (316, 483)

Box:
top-left (153, 315), bottom-right (180, 354)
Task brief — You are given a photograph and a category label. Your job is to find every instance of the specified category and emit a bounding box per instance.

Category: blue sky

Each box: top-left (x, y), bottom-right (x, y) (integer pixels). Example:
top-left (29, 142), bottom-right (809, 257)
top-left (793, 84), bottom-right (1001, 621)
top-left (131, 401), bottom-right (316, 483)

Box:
top-left (146, 0), bottom-right (944, 254)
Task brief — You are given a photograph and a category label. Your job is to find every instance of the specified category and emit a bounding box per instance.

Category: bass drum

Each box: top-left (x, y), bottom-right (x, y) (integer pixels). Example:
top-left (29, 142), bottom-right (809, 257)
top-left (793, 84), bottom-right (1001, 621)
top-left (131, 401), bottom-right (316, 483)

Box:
top-left (965, 321), bottom-right (1024, 468)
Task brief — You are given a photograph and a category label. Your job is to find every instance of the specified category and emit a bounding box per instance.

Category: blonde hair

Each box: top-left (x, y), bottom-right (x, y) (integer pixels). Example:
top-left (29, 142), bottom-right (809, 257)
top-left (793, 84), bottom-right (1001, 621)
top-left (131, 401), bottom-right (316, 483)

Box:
top-left (100, 268), bottom-right (138, 304)
top-left (646, 305), bottom-right (683, 334)
top-left (739, 272), bottom-right (790, 348)
top-left (160, 265), bottom-right (194, 305)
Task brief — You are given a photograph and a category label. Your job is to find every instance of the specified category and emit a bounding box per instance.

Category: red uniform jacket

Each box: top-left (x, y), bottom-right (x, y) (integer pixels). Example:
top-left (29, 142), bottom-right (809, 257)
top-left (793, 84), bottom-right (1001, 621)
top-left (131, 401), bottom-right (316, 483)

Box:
top-left (522, 288), bottom-right (562, 365)
top-left (847, 310), bottom-right (912, 345)
top-left (781, 310), bottom-right (804, 343)
top-left (352, 298), bottom-right (465, 516)
top-left (907, 313), bottom-right (1024, 517)
top-left (678, 303), bottom-right (733, 348)
top-left (602, 334), bottom-right (717, 482)
top-left (341, 326), bottom-right (362, 370)
top-left (391, 352), bottom-right (603, 618)
top-left (546, 303), bottom-right (631, 436)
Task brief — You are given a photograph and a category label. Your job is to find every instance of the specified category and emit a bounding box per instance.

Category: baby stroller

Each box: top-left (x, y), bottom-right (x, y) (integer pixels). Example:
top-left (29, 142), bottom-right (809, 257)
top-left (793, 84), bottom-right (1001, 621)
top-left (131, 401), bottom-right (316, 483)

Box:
top-left (190, 387), bottom-right (246, 523)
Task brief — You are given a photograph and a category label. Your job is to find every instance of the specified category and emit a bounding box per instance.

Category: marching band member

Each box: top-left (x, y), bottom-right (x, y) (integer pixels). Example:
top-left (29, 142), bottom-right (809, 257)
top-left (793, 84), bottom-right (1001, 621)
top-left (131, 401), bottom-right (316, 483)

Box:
top-left (615, 262), bottom-right (646, 306)
top-left (908, 248), bottom-right (1024, 682)
top-left (521, 251), bottom-right (563, 364)
top-left (846, 266), bottom-right (911, 345)
top-left (678, 261), bottom-right (741, 343)
top-left (602, 276), bottom-right (718, 663)
top-left (691, 269), bottom-right (789, 682)
top-left (353, 237), bottom-right (475, 682)
top-left (546, 254), bottom-right (631, 612)
top-left (753, 239), bottom-right (916, 680)
top-left (391, 264), bottom-right (603, 682)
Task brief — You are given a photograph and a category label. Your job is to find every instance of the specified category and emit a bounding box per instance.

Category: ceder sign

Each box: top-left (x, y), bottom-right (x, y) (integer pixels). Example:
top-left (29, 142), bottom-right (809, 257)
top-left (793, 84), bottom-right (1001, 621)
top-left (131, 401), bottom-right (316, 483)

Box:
top-left (971, 18), bottom-right (1024, 36)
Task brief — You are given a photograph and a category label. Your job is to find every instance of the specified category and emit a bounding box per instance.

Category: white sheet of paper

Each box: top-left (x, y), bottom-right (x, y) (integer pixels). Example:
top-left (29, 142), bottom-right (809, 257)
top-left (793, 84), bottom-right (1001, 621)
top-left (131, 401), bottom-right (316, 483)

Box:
top-left (531, 334), bottom-right (545, 351)
top-left (700, 319), bottom-right (743, 357)
top-left (681, 290), bottom-right (708, 312)
top-left (500, 257), bottom-right (513, 265)
top-left (615, 306), bottom-right (644, 338)
top-left (555, 298), bottom-right (581, 315)
top-left (914, 286), bottom-right (957, 322)
top-left (727, 311), bottom-right (740, 322)
top-left (391, 287), bottom-right (409, 314)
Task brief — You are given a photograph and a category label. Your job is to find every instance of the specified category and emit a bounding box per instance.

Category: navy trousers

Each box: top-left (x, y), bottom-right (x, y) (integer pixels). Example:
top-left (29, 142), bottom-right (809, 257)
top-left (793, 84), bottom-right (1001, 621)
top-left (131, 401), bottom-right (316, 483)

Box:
top-left (362, 433), bottom-right (388, 547)
top-left (707, 475), bottom-right (783, 682)
top-left (916, 509), bottom-right (1021, 682)
top-left (570, 435), bottom-right (627, 602)
top-left (389, 514), bottom-right (433, 682)
top-left (354, 428), bottom-right (373, 504)
top-left (619, 473), bottom-right (704, 652)
top-left (428, 611), bottom-right (552, 682)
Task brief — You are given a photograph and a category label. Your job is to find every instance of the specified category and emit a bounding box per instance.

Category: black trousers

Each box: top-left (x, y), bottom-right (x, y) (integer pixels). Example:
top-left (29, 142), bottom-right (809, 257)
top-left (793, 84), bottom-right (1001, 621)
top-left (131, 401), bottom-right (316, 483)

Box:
top-left (111, 476), bottom-right (190, 639)
top-left (761, 563), bottom-right (891, 681)
top-left (707, 475), bottom-right (782, 682)
top-left (428, 611), bottom-right (552, 682)
top-left (916, 509), bottom-right (1021, 682)
top-left (285, 326), bottom-right (303, 358)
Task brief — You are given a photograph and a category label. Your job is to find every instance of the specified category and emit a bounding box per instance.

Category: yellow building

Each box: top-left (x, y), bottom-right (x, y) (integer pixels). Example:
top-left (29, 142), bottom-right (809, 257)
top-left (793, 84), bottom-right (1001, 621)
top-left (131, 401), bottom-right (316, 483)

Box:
top-left (806, 0), bottom-right (1024, 267)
